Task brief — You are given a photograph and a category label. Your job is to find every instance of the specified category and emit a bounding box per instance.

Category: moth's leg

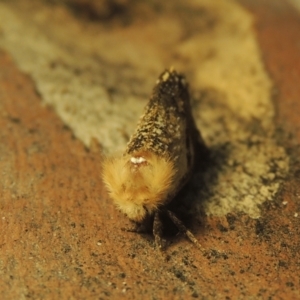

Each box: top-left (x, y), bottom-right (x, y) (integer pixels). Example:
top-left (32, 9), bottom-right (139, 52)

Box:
top-left (166, 210), bottom-right (204, 252)
top-left (153, 211), bottom-right (164, 250)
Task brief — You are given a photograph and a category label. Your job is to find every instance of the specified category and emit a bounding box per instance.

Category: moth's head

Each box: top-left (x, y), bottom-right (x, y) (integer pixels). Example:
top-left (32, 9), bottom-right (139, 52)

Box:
top-left (102, 152), bottom-right (174, 222)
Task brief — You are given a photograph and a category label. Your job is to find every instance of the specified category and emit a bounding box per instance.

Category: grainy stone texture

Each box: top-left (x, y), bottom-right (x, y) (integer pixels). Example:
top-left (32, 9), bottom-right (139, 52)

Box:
top-left (0, 0), bottom-right (300, 299)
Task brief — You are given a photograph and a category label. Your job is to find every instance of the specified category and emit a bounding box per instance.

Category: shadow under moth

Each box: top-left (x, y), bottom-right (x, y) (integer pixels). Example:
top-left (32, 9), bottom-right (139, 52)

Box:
top-left (102, 68), bottom-right (206, 250)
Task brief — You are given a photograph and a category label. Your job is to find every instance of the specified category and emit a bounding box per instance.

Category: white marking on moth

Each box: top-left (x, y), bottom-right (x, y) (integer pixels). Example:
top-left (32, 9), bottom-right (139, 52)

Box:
top-left (130, 156), bottom-right (146, 164)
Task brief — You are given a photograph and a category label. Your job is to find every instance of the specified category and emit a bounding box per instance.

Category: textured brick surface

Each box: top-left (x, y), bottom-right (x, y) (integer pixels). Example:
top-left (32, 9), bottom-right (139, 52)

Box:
top-left (0, 1), bottom-right (300, 299)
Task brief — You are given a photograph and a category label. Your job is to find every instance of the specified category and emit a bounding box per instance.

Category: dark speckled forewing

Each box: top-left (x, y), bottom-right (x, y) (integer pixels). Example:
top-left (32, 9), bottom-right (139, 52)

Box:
top-left (126, 69), bottom-right (202, 161)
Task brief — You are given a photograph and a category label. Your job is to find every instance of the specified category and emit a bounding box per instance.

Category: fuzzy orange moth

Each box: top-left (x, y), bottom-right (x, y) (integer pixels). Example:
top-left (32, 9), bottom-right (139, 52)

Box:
top-left (102, 68), bottom-right (206, 249)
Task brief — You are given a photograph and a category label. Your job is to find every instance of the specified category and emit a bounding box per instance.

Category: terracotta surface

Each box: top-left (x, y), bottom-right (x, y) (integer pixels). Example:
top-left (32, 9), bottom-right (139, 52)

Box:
top-left (0, 1), bottom-right (300, 299)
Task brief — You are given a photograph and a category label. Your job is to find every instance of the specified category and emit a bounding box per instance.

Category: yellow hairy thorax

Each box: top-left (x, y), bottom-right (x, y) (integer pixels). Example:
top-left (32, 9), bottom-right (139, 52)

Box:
top-left (102, 151), bottom-right (175, 222)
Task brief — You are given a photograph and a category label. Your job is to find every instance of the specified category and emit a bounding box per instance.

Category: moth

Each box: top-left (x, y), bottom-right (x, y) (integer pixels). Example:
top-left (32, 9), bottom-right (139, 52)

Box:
top-left (102, 68), bottom-right (206, 249)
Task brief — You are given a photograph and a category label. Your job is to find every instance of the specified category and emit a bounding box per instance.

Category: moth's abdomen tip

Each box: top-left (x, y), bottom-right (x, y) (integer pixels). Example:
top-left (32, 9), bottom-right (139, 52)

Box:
top-left (157, 68), bottom-right (188, 88)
